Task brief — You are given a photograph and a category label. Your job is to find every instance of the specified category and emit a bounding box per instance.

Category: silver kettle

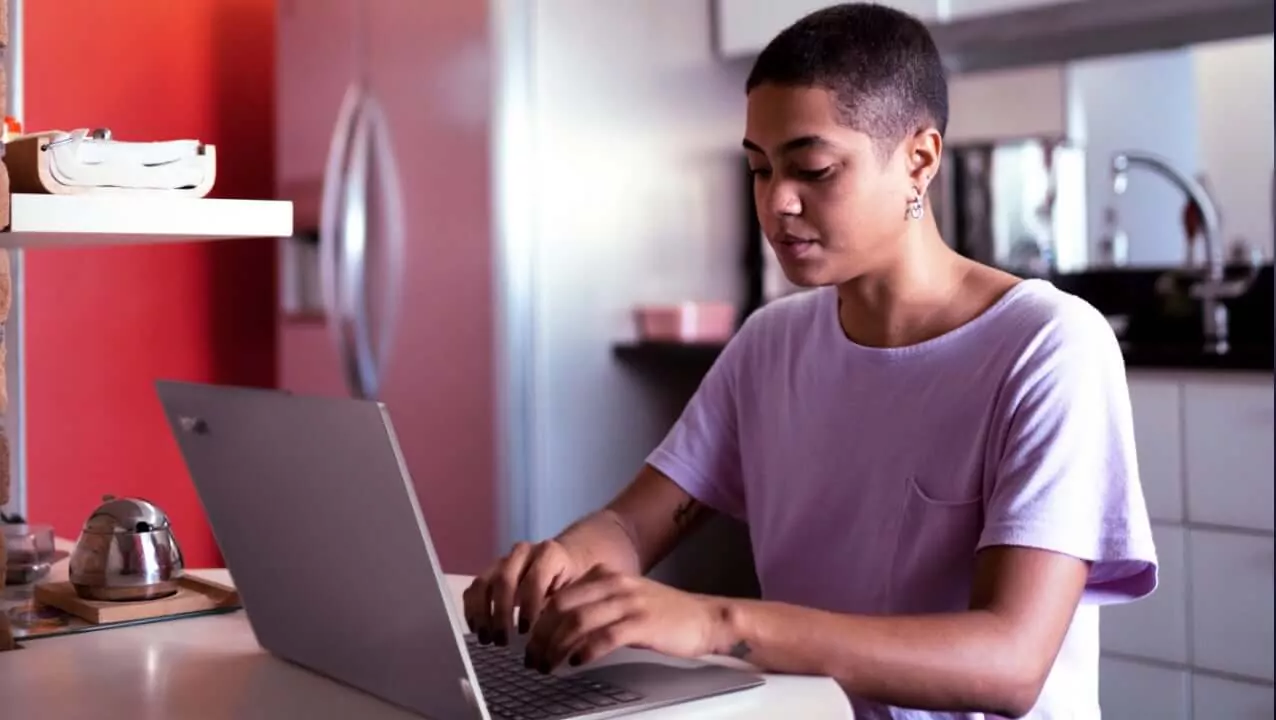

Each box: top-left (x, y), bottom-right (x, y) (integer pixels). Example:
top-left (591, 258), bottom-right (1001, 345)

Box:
top-left (69, 495), bottom-right (185, 601)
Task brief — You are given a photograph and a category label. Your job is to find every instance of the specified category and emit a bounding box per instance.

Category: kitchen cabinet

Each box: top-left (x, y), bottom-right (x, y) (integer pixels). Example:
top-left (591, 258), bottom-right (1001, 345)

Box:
top-left (944, 65), bottom-right (1069, 144)
top-left (714, 0), bottom-right (1273, 74)
top-left (945, 0), bottom-right (1070, 22)
top-left (1101, 370), bottom-right (1275, 718)
top-left (1192, 674), bottom-right (1276, 719)
top-left (1098, 657), bottom-right (1191, 720)
top-left (711, 0), bottom-right (1071, 142)
top-left (1183, 376), bottom-right (1275, 531)
top-left (1189, 529), bottom-right (1275, 681)
top-left (1126, 376), bottom-right (1184, 522)
top-left (930, 0), bottom-right (1271, 75)
top-left (712, 0), bottom-right (942, 59)
top-left (1101, 526), bottom-right (1189, 663)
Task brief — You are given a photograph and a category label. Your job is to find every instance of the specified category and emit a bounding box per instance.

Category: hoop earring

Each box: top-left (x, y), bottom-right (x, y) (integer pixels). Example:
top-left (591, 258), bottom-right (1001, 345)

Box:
top-left (906, 193), bottom-right (924, 220)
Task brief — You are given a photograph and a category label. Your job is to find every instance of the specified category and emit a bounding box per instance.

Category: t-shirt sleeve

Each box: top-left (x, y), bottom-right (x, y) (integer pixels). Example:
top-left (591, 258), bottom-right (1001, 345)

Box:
top-left (644, 322), bottom-right (751, 522)
top-left (979, 301), bottom-right (1158, 605)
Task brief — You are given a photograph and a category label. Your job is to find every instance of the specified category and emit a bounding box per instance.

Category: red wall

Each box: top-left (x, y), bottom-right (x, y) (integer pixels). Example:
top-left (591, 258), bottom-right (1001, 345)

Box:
top-left (23, 0), bottom-right (278, 568)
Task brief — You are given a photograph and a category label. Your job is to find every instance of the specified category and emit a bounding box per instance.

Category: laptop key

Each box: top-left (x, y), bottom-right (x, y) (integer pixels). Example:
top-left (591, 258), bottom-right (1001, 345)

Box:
top-left (468, 641), bottom-right (646, 719)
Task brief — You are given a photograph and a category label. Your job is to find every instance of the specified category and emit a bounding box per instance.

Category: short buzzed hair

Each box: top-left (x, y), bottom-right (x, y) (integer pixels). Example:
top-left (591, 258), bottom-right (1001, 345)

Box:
top-left (745, 3), bottom-right (949, 157)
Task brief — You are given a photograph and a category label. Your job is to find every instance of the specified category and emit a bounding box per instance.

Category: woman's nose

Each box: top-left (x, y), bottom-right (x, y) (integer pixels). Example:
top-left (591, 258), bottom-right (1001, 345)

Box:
top-left (761, 180), bottom-right (802, 218)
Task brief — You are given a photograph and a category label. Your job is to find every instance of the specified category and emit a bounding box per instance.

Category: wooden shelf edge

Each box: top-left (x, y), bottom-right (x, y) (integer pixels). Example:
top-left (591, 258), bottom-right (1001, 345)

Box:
top-left (0, 193), bottom-right (294, 250)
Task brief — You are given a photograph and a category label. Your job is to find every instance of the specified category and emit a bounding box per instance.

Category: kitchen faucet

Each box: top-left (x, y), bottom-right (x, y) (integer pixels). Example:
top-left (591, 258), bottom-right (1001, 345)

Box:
top-left (1110, 151), bottom-right (1257, 355)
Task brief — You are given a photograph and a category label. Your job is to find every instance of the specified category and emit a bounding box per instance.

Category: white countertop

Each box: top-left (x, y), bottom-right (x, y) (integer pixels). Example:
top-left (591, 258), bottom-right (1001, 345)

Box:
top-left (0, 566), bottom-right (853, 719)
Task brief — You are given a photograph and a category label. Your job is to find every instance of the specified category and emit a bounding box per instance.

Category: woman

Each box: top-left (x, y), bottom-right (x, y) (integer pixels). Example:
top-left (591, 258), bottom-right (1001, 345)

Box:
top-left (465, 5), bottom-right (1157, 718)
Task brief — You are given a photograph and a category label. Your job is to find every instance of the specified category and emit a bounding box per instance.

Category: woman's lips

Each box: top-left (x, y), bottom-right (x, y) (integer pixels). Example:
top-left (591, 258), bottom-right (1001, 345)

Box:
top-left (774, 233), bottom-right (819, 260)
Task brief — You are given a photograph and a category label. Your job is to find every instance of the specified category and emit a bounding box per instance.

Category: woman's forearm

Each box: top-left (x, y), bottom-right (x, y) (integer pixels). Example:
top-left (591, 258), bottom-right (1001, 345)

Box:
top-left (710, 598), bottom-right (1045, 718)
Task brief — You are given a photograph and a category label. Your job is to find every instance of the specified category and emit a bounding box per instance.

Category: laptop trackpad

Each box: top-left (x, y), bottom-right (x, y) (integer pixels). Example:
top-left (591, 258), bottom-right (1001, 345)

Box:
top-left (568, 650), bottom-right (765, 707)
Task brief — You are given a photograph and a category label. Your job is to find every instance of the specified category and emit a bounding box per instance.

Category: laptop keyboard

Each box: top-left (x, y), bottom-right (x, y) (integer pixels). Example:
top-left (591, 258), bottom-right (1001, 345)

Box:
top-left (466, 636), bottom-right (645, 719)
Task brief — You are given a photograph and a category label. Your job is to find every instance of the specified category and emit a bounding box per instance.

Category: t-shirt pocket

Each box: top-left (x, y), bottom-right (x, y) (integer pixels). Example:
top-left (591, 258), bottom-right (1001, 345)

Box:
top-left (886, 476), bottom-right (984, 614)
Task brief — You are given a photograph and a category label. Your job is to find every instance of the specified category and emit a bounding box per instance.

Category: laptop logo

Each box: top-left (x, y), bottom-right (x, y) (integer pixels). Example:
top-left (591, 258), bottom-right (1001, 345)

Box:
top-left (178, 416), bottom-right (209, 435)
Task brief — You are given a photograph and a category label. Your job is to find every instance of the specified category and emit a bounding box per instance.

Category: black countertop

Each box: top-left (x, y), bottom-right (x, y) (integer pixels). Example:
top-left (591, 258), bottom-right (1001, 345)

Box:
top-left (1118, 343), bottom-right (1273, 372)
top-left (613, 341), bottom-right (726, 366)
top-left (617, 266), bottom-right (1274, 375)
top-left (614, 340), bottom-right (1273, 374)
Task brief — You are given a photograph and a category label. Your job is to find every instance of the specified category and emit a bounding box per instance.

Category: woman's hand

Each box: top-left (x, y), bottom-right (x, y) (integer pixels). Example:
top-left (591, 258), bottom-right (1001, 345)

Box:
top-left (523, 565), bottom-right (728, 673)
top-left (462, 540), bottom-right (586, 646)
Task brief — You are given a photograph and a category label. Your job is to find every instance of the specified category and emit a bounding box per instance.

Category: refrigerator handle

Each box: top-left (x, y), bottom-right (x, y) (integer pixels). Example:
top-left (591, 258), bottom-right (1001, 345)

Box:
top-left (353, 96), bottom-right (406, 399)
top-left (339, 102), bottom-right (377, 398)
top-left (319, 83), bottom-right (372, 398)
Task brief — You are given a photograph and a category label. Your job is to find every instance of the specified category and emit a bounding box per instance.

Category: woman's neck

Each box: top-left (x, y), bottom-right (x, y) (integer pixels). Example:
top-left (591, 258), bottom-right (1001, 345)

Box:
top-left (833, 226), bottom-right (976, 348)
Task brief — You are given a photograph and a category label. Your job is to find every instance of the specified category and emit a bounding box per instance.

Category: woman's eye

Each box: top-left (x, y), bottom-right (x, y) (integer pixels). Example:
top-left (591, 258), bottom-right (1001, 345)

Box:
top-left (749, 167), bottom-right (772, 179)
top-left (794, 166), bottom-right (834, 181)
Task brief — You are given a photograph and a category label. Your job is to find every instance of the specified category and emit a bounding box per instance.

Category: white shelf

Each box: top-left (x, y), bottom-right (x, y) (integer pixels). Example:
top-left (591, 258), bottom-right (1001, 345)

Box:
top-left (0, 193), bottom-right (294, 249)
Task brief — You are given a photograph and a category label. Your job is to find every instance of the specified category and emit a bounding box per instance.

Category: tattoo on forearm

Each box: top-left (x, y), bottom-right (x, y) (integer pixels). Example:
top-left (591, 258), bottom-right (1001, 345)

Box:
top-left (727, 640), bottom-right (752, 659)
top-left (672, 499), bottom-right (699, 527)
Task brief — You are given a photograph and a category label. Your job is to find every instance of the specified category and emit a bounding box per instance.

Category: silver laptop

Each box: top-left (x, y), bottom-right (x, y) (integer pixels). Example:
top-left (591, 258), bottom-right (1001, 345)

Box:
top-left (155, 381), bottom-right (764, 720)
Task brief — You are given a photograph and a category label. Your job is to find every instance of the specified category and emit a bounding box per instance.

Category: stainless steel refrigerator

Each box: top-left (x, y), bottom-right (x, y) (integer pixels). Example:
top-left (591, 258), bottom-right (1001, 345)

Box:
top-left (274, 0), bottom-right (499, 574)
top-left (273, 0), bottom-right (760, 597)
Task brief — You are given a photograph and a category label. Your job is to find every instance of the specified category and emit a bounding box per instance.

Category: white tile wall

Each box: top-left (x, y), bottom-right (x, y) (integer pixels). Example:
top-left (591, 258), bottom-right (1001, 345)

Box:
top-left (1099, 657), bottom-right (1191, 720)
top-left (1184, 378), bottom-right (1275, 532)
top-left (1102, 526), bottom-right (1189, 663)
top-left (1189, 530), bottom-right (1275, 681)
top-left (1192, 674), bottom-right (1276, 719)
top-left (1127, 376), bottom-right (1184, 522)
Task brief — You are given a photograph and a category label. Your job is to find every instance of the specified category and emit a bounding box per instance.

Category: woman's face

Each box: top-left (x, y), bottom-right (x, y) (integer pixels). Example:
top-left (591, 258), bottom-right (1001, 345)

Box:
top-left (744, 83), bottom-right (934, 287)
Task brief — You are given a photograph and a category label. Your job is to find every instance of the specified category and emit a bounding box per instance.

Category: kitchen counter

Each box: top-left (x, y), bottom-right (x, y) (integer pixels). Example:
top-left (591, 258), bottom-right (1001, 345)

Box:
top-left (614, 340), bottom-right (1274, 374)
top-left (1, 547), bottom-right (854, 719)
top-left (1119, 343), bottom-right (1273, 372)
top-left (618, 266), bottom-right (1275, 375)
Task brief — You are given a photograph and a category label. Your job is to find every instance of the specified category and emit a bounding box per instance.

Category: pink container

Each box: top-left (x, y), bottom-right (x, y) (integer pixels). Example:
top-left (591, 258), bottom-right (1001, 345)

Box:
top-left (633, 302), bottom-right (736, 343)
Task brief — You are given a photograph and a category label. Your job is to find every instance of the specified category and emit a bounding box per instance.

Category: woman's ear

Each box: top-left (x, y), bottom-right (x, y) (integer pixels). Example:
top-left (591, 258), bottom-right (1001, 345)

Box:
top-left (908, 127), bottom-right (943, 193)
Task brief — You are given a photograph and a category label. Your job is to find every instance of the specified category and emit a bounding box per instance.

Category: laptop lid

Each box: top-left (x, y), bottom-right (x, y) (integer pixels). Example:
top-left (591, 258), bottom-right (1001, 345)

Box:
top-left (155, 380), bottom-right (487, 719)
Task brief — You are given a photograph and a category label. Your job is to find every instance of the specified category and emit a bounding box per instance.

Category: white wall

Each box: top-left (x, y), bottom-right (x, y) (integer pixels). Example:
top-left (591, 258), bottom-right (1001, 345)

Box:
top-left (1067, 49), bottom-right (1202, 267)
top-left (507, 0), bottom-right (751, 540)
top-left (1192, 35), bottom-right (1275, 259)
top-left (1064, 35), bottom-right (1274, 268)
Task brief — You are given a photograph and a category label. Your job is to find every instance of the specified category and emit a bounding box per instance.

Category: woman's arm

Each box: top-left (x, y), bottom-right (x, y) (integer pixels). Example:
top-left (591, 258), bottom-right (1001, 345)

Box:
top-left (708, 545), bottom-right (1089, 718)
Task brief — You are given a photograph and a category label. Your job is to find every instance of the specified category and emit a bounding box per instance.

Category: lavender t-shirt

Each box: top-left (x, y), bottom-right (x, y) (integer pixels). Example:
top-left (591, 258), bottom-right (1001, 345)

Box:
top-left (647, 279), bottom-right (1158, 720)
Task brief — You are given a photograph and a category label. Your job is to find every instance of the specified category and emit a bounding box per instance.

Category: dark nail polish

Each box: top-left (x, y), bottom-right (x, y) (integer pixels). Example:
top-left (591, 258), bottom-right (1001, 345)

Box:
top-left (477, 629), bottom-right (491, 645)
top-left (494, 630), bottom-right (508, 647)
top-left (568, 654), bottom-right (582, 667)
top-left (517, 617), bottom-right (529, 634)
top-left (538, 660), bottom-right (551, 675)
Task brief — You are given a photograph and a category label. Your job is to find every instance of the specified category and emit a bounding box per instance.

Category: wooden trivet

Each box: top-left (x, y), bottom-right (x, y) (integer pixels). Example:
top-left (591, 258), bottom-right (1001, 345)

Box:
top-left (34, 574), bottom-right (240, 625)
